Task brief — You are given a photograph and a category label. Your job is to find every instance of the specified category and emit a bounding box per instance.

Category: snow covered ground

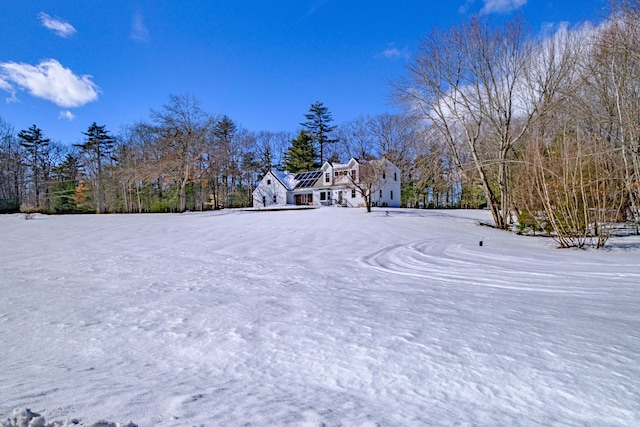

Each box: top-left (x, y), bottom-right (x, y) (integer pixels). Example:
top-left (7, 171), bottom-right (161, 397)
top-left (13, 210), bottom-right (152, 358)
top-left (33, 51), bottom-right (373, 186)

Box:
top-left (1, 208), bottom-right (639, 426)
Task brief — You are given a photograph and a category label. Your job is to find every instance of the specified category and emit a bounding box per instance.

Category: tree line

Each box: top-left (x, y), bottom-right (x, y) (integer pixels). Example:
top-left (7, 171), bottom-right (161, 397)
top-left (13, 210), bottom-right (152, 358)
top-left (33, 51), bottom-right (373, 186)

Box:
top-left (0, 96), bottom-right (441, 215)
top-left (2, 0), bottom-right (640, 248)
top-left (395, 0), bottom-right (640, 247)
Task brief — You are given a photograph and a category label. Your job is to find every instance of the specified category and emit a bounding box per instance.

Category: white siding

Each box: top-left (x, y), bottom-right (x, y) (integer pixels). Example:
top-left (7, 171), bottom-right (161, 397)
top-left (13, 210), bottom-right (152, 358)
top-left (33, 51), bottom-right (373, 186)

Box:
top-left (254, 158), bottom-right (401, 208)
top-left (374, 160), bottom-right (401, 208)
top-left (252, 171), bottom-right (290, 207)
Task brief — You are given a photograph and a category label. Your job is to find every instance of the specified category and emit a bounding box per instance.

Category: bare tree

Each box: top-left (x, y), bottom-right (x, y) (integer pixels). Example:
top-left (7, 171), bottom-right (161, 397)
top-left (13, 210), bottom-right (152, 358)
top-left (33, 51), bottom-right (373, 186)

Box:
top-left (346, 159), bottom-right (391, 212)
top-left (397, 17), bottom-right (578, 229)
top-left (252, 130), bottom-right (290, 177)
top-left (0, 118), bottom-right (24, 213)
top-left (151, 94), bottom-right (212, 212)
top-left (229, 128), bottom-right (257, 207)
top-left (517, 122), bottom-right (625, 248)
top-left (587, 1), bottom-right (640, 230)
top-left (369, 113), bottom-right (417, 175)
top-left (336, 116), bottom-right (376, 161)
top-left (409, 127), bottom-right (462, 208)
top-left (204, 115), bottom-right (254, 209)
top-left (0, 117), bottom-right (25, 212)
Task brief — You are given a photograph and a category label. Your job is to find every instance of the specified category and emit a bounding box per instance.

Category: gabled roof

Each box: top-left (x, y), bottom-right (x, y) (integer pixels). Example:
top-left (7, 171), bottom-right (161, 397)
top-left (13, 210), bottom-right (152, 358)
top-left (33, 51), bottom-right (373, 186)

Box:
top-left (264, 157), bottom-right (398, 194)
top-left (325, 158), bottom-right (360, 169)
top-left (271, 171), bottom-right (297, 191)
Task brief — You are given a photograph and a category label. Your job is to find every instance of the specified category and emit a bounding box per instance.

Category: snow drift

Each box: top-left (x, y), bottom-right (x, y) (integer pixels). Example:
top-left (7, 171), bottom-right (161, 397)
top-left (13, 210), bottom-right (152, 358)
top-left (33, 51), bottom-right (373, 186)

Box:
top-left (1, 208), bottom-right (638, 426)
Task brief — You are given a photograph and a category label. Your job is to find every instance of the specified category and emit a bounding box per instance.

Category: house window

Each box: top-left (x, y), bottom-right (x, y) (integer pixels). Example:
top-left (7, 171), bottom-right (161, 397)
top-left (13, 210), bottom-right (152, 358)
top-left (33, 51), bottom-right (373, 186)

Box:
top-left (394, 172), bottom-right (397, 181)
top-left (351, 189), bottom-right (356, 198)
top-left (390, 190), bottom-right (394, 200)
top-left (325, 172), bottom-right (330, 183)
top-left (267, 179), bottom-right (271, 185)
top-left (382, 171), bottom-right (386, 179)
top-left (262, 196), bottom-right (266, 207)
top-left (351, 169), bottom-right (356, 180)
top-left (320, 192), bottom-right (326, 201)
top-left (273, 195), bottom-right (277, 203)
top-left (379, 190), bottom-right (382, 198)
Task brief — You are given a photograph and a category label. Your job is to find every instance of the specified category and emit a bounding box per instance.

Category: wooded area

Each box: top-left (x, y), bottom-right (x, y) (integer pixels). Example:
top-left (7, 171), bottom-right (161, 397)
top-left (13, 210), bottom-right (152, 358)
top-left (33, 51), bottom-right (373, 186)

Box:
top-left (0, 98), bottom-right (425, 215)
top-left (2, 0), bottom-right (640, 248)
top-left (395, 0), bottom-right (640, 247)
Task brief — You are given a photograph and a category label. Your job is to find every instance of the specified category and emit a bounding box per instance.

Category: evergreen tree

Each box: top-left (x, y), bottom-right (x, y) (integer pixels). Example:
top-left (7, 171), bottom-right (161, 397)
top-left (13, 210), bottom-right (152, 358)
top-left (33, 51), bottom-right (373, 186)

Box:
top-left (284, 131), bottom-right (319, 173)
top-left (212, 115), bottom-right (237, 142)
top-left (18, 125), bottom-right (51, 211)
top-left (50, 154), bottom-right (81, 213)
top-left (75, 122), bottom-right (115, 213)
top-left (210, 115), bottom-right (239, 209)
top-left (301, 101), bottom-right (337, 165)
top-left (258, 143), bottom-right (273, 177)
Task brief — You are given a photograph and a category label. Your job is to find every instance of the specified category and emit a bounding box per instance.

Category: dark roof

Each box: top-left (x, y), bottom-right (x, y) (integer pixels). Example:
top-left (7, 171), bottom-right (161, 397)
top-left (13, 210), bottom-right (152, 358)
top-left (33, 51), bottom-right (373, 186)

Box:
top-left (294, 170), bottom-right (322, 189)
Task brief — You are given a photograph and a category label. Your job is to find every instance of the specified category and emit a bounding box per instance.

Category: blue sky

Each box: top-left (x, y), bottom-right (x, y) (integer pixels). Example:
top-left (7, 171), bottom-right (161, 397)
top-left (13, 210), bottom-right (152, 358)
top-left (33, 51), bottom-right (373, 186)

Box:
top-left (1, 0), bottom-right (607, 144)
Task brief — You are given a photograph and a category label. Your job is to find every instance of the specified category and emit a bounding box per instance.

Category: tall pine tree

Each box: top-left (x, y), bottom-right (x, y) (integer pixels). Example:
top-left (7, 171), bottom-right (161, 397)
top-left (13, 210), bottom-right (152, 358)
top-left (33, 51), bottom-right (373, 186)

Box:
top-left (18, 125), bottom-right (50, 211)
top-left (301, 101), bottom-right (337, 165)
top-left (75, 122), bottom-right (115, 214)
top-left (284, 131), bottom-right (319, 173)
top-left (210, 115), bottom-right (238, 209)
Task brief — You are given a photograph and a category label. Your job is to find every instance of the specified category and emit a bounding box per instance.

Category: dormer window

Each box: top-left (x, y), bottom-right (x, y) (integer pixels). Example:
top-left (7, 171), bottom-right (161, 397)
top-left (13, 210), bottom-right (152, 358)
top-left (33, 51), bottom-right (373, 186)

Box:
top-left (325, 172), bottom-right (330, 183)
top-left (267, 179), bottom-right (271, 185)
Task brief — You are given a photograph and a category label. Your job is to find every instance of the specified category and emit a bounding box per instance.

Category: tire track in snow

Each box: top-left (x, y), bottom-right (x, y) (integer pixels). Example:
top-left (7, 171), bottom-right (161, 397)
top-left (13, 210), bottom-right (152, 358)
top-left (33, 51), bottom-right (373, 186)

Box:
top-left (361, 238), bottom-right (639, 295)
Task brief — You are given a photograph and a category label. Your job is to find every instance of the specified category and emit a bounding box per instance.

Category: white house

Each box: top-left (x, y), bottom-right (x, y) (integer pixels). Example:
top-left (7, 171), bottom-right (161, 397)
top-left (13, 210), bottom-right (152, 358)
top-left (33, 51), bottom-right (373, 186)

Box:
top-left (252, 158), bottom-right (401, 208)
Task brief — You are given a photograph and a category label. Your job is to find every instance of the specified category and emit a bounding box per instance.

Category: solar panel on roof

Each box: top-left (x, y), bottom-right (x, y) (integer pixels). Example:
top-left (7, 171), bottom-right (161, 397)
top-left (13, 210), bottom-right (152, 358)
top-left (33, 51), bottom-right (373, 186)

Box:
top-left (294, 170), bottom-right (322, 188)
top-left (295, 171), bottom-right (321, 180)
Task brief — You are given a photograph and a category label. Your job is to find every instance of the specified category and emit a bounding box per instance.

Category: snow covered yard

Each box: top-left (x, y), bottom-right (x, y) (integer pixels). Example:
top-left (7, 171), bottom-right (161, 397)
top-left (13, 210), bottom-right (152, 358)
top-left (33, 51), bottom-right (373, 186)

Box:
top-left (1, 208), bottom-right (639, 426)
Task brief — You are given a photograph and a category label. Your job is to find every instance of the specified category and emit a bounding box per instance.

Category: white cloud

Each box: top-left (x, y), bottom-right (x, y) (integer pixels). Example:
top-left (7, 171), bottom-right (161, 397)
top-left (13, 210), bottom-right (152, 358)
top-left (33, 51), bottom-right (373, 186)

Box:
top-left (0, 77), bottom-right (12, 92)
top-left (0, 59), bottom-right (99, 108)
top-left (38, 12), bottom-right (76, 38)
top-left (0, 78), bottom-right (18, 103)
top-left (58, 110), bottom-right (76, 121)
top-left (131, 12), bottom-right (149, 41)
top-left (459, 0), bottom-right (475, 14)
top-left (480, 0), bottom-right (527, 15)
top-left (376, 43), bottom-right (410, 60)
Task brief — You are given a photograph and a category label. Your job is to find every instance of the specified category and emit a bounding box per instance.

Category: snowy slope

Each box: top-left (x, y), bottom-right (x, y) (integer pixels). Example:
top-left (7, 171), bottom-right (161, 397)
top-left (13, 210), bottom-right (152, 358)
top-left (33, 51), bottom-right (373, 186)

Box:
top-left (1, 208), bottom-right (639, 426)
